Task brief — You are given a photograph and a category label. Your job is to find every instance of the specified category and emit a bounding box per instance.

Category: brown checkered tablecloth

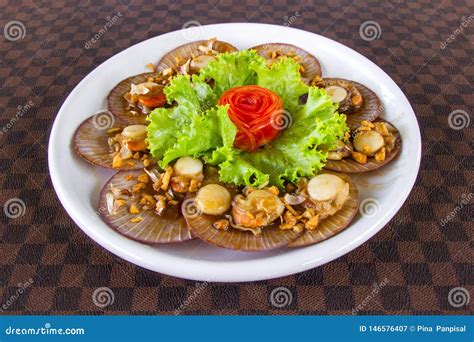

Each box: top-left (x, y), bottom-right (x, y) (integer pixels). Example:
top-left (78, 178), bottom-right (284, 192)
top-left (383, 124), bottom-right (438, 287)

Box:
top-left (0, 0), bottom-right (472, 315)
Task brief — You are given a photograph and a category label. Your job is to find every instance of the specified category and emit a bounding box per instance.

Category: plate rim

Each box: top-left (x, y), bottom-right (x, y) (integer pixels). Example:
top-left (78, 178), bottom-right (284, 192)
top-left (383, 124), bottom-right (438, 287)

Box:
top-left (48, 23), bottom-right (422, 282)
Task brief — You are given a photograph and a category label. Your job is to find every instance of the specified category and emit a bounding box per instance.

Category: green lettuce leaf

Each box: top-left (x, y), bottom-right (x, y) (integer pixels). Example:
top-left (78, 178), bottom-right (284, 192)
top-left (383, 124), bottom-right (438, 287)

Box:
top-left (146, 107), bottom-right (179, 159)
top-left (253, 57), bottom-right (308, 113)
top-left (218, 156), bottom-right (269, 187)
top-left (147, 50), bottom-right (348, 188)
top-left (163, 74), bottom-right (200, 115)
top-left (243, 87), bottom-right (348, 188)
top-left (197, 50), bottom-right (265, 97)
top-left (147, 75), bottom-right (200, 159)
top-left (192, 75), bottom-right (218, 111)
top-left (161, 105), bottom-right (234, 167)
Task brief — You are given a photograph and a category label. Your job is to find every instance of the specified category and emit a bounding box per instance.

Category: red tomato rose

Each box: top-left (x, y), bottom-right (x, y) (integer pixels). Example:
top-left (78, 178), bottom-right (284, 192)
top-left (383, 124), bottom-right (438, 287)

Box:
top-left (218, 85), bottom-right (284, 151)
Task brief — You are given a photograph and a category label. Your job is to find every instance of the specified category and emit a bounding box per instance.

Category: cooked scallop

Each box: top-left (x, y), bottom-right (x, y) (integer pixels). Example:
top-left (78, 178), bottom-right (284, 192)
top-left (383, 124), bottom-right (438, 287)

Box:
top-left (107, 72), bottom-right (161, 125)
top-left (195, 184), bottom-right (231, 215)
top-left (98, 170), bottom-right (194, 244)
top-left (174, 157), bottom-right (203, 176)
top-left (183, 168), bottom-right (303, 251)
top-left (289, 172), bottom-right (359, 247)
top-left (323, 78), bottom-right (382, 130)
top-left (122, 124), bottom-right (148, 141)
top-left (232, 190), bottom-right (285, 228)
top-left (353, 130), bottom-right (385, 155)
top-left (324, 119), bottom-right (402, 173)
top-left (307, 174), bottom-right (347, 202)
top-left (73, 116), bottom-right (148, 170)
top-left (325, 85), bottom-right (348, 104)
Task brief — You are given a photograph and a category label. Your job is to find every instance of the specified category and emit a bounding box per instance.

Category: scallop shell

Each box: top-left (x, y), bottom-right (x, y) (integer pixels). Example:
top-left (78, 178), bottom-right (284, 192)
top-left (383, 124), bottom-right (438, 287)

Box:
top-left (184, 210), bottom-right (303, 252)
top-left (99, 170), bottom-right (193, 244)
top-left (251, 43), bottom-right (322, 79)
top-left (107, 72), bottom-right (160, 125)
top-left (73, 115), bottom-right (147, 170)
top-left (324, 78), bottom-right (382, 130)
top-left (182, 167), bottom-right (303, 251)
top-left (324, 119), bottom-right (402, 173)
top-left (288, 172), bottom-right (359, 247)
top-left (156, 40), bottom-right (238, 72)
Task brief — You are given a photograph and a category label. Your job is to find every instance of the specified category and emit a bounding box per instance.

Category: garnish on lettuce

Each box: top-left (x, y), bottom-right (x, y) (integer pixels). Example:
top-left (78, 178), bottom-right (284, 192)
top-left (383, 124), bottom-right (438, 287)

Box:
top-left (147, 50), bottom-right (348, 188)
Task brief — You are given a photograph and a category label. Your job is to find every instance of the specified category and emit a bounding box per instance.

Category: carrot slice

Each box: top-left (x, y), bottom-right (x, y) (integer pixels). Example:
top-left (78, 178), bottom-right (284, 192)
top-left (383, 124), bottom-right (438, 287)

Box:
top-left (138, 93), bottom-right (166, 108)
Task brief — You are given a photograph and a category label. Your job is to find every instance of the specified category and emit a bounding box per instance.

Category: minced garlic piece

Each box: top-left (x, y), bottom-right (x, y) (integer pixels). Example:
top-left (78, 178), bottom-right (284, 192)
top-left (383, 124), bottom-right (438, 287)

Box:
top-left (140, 194), bottom-right (156, 207)
top-left (352, 151), bottom-right (367, 164)
top-left (115, 199), bottom-right (126, 208)
top-left (375, 147), bottom-right (386, 161)
top-left (129, 203), bottom-right (140, 214)
top-left (360, 120), bottom-right (375, 128)
top-left (137, 173), bottom-right (149, 184)
top-left (266, 186), bottom-right (279, 195)
top-left (146, 63), bottom-right (156, 72)
top-left (374, 122), bottom-right (389, 136)
top-left (112, 154), bottom-right (123, 168)
top-left (362, 145), bottom-right (372, 154)
top-left (305, 215), bottom-right (319, 230)
top-left (160, 167), bottom-right (173, 191)
top-left (132, 182), bottom-right (146, 193)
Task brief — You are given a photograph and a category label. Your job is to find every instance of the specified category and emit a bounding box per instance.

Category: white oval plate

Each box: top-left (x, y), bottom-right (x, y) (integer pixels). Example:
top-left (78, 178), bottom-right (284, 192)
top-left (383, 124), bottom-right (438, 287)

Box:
top-left (49, 23), bottom-right (421, 282)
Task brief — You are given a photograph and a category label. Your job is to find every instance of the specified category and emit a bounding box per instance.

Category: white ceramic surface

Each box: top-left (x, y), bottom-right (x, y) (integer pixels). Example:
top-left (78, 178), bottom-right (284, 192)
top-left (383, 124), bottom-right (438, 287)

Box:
top-left (48, 23), bottom-right (421, 282)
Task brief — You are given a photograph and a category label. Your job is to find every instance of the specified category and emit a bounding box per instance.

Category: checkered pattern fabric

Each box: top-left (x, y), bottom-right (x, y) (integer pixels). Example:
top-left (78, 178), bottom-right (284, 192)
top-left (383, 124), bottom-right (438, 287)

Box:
top-left (0, 0), bottom-right (472, 315)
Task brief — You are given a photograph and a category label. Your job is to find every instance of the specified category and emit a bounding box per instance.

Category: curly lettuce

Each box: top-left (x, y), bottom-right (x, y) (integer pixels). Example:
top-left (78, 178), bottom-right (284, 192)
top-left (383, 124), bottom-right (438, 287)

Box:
top-left (147, 50), bottom-right (348, 188)
top-left (196, 49), bottom-right (264, 98)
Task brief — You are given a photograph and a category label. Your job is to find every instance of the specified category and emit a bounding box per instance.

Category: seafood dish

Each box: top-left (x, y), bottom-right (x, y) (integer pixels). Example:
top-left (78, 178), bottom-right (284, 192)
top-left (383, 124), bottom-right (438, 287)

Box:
top-left (73, 38), bottom-right (401, 251)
